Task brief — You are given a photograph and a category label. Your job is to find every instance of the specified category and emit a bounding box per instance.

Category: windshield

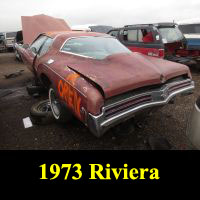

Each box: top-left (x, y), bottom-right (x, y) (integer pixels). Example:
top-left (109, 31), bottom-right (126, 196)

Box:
top-left (158, 27), bottom-right (184, 43)
top-left (61, 36), bottom-right (131, 59)
top-left (179, 24), bottom-right (200, 34)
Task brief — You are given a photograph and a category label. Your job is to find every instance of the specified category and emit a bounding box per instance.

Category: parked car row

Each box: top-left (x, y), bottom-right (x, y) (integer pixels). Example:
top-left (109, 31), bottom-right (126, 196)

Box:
top-left (0, 31), bottom-right (16, 52)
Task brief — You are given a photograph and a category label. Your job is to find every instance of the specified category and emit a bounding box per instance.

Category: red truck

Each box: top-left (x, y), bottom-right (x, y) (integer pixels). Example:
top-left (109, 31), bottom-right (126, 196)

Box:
top-left (108, 23), bottom-right (198, 67)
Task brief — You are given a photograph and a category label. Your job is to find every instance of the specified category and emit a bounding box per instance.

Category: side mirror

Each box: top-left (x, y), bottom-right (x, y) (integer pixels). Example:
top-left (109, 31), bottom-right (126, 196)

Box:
top-left (23, 44), bottom-right (29, 49)
top-left (31, 47), bottom-right (38, 54)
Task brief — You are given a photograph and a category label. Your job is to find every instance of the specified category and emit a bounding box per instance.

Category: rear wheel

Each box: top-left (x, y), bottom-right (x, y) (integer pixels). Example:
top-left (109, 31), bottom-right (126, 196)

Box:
top-left (49, 86), bottom-right (73, 123)
top-left (30, 99), bottom-right (54, 125)
top-left (15, 50), bottom-right (22, 62)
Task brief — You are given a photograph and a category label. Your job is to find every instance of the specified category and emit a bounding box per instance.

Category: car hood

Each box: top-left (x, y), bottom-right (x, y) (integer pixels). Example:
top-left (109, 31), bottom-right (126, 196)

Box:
top-left (21, 14), bottom-right (71, 45)
top-left (65, 52), bottom-right (190, 98)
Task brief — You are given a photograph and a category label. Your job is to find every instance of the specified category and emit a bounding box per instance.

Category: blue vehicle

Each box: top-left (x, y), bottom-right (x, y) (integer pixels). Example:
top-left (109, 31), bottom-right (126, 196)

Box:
top-left (178, 19), bottom-right (200, 50)
top-left (178, 19), bottom-right (200, 65)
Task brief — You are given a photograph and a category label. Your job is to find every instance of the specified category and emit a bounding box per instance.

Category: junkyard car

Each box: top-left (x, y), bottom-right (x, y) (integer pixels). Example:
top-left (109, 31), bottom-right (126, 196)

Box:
top-left (18, 31), bottom-right (194, 137)
top-left (187, 96), bottom-right (200, 149)
top-left (108, 23), bottom-right (198, 67)
top-left (178, 19), bottom-right (200, 64)
top-left (14, 31), bottom-right (23, 61)
top-left (5, 32), bottom-right (16, 50)
top-left (0, 32), bottom-right (6, 52)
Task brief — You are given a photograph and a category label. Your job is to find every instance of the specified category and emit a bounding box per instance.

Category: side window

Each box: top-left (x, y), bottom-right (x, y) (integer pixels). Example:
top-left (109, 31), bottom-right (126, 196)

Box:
top-left (123, 29), bottom-right (137, 42)
top-left (138, 29), bottom-right (154, 43)
top-left (127, 30), bottom-right (137, 42)
top-left (30, 35), bottom-right (47, 54)
top-left (108, 30), bottom-right (118, 37)
top-left (39, 37), bottom-right (53, 56)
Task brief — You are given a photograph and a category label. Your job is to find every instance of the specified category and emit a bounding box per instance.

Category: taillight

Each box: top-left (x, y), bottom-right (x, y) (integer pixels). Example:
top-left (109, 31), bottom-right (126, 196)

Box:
top-left (159, 49), bottom-right (165, 58)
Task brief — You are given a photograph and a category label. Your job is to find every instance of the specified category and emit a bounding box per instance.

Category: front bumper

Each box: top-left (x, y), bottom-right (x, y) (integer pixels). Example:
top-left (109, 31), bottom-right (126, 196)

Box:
top-left (186, 97), bottom-right (200, 149)
top-left (87, 79), bottom-right (195, 137)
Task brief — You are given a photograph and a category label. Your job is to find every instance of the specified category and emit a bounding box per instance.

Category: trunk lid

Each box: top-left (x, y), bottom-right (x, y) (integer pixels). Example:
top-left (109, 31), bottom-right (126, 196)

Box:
top-left (64, 52), bottom-right (190, 98)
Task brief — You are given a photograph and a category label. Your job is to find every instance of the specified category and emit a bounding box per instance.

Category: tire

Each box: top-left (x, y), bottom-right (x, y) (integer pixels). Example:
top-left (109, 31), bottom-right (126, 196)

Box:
top-left (30, 99), bottom-right (54, 125)
top-left (49, 86), bottom-right (73, 123)
top-left (15, 50), bottom-right (22, 62)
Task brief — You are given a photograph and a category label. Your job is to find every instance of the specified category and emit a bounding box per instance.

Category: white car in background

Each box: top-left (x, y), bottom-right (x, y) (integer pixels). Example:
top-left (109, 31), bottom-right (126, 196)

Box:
top-left (0, 32), bottom-right (6, 52)
top-left (5, 32), bottom-right (17, 51)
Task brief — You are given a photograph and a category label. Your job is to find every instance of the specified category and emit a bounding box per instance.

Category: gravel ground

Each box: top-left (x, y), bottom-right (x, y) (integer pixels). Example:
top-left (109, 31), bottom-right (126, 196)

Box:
top-left (0, 52), bottom-right (199, 150)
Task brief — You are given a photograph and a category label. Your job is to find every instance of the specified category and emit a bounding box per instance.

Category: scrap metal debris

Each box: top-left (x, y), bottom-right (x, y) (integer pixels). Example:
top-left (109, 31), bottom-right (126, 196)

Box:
top-left (23, 117), bottom-right (33, 128)
top-left (0, 87), bottom-right (29, 100)
top-left (0, 89), bottom-right (13, 98)
top-left (4, 70), bottom-right (24, 79)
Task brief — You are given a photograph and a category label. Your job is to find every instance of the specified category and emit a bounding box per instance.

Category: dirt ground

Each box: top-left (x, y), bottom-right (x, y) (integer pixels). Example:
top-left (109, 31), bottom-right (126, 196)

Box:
top-left (0, 52), bottom-right (199, 150)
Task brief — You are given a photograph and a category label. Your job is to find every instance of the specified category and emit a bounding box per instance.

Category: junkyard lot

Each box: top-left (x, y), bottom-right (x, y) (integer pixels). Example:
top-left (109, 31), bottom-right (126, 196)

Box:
top-left (0, 52), bottom-right (199, 150)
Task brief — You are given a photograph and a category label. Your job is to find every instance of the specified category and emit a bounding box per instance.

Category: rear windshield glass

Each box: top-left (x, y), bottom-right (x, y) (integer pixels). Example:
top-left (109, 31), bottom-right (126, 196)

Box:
top-left (61, 36), bottom-right (131, 59)
top-left (179, 24), bottom-right (200, 34)
top-left (158, 27), bottom-right (184, 43)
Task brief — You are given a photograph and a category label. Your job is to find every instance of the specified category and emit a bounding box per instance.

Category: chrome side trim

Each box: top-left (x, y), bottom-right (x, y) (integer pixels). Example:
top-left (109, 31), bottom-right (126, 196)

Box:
top-left (60, 50), bottom-right (94, 59)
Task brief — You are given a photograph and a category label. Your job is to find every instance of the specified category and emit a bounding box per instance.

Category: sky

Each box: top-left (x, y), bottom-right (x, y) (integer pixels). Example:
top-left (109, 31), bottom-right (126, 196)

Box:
top-left (0, 0), bottom-right (200, 32)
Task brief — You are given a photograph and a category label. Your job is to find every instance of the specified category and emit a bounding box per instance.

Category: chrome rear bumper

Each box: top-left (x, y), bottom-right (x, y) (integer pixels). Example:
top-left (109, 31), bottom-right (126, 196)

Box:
top-left (88, 79), bottom-right (195, 137)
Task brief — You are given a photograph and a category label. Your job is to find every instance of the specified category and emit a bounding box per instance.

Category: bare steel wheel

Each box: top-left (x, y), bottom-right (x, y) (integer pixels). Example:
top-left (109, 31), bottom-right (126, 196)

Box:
top-left (49, 86), bottom-right (73, 122)
top-left (49, 87), bottom-right (61, 120)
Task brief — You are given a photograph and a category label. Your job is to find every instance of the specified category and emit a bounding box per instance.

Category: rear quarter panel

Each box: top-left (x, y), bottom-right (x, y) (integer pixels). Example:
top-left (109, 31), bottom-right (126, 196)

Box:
top-left (37, 52), bottom-right (104, 124)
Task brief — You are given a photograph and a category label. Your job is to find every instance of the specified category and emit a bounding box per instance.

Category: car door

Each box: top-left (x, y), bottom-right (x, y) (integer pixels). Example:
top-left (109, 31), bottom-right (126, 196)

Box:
top-left (33, 37), bottom-right (54, 72)
top-left (119, 27), bottom-right (164, 58)
top-left (21, 35), bottom-right (48, 72)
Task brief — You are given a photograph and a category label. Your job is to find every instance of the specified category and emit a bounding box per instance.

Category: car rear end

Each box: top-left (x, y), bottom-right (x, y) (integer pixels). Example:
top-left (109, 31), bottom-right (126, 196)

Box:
top-left (88, 75), bottom-right (194, 137)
